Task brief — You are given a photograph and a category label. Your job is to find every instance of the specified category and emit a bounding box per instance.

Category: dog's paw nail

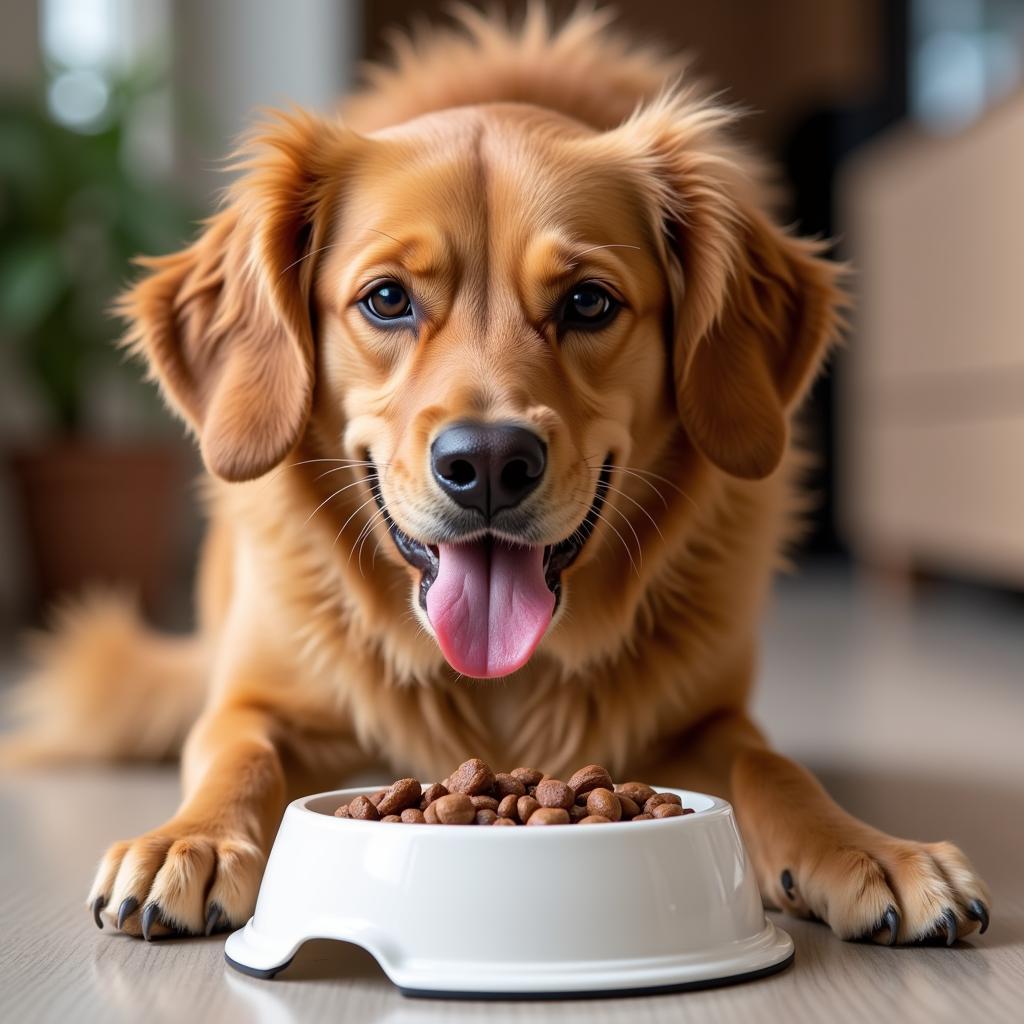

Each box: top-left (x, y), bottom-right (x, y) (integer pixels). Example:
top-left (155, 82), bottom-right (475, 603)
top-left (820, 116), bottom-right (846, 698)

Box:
top-left (939, 907), bottom-right (958, 947)
top-left (883, 905), bottom-right (900, 946)
top-left (205, 902), bottom-right (223, 937)
top-left (91, 895), bottom-right (107, 930)
top-left (780, 869), bottom-right (795, 899)
top-left (967, 899), bottom-right (989, 935)
top-left (116, 896), bottom-right (139, 931)
top-left (141, 902), bottom-right (162, 942)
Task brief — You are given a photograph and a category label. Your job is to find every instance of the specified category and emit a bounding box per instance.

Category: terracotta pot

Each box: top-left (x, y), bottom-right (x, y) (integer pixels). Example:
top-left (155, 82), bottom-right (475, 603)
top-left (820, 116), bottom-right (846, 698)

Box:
top-left (8, 440), bottom-right (186, 617)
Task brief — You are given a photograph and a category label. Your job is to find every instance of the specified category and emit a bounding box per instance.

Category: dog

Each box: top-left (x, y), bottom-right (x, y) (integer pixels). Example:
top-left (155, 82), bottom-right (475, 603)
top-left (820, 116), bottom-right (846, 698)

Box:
top-left (5, 6), bottom-right (989, 945)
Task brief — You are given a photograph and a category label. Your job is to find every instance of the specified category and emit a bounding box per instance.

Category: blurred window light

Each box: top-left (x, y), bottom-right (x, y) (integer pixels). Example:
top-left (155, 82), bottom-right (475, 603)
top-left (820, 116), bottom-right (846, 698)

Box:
top-left (915, 31), bottom-right (987, 130)
top-left (39, 0), bottom-right (174, 174)
top-left (47, 68), bottom-right (111, 130)
top-left (42, 0), bottom-right (122, 72)
top-left (41, 0), bottom-right (121, 131)
top-left (911, 0), bottom-right (1024, 133)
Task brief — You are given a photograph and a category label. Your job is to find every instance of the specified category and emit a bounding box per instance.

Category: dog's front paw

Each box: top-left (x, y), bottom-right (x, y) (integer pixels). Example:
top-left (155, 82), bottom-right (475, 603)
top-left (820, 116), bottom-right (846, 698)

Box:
top-left (87, 821), bottom-right (265, 939)
top-left (771, 833), bottom-right (990, 945)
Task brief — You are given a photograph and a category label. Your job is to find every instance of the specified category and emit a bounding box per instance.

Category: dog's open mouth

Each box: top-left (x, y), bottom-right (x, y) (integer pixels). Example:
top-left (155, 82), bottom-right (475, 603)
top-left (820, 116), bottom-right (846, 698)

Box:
top-left (367, 460), bottom-right (612, 678)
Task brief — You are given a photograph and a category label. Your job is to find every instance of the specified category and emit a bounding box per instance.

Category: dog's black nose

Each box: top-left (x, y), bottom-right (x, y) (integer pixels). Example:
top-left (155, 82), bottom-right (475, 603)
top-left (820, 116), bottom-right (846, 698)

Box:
top-left (431, 422), bottom-right (546, 518)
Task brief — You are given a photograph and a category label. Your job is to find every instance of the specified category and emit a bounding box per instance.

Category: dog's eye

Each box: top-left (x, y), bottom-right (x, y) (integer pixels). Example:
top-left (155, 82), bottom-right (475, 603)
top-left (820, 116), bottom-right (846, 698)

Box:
top-left (558, 284), bottom-right (618, 331)
top-left (362, 281), bottom-right (412, 321)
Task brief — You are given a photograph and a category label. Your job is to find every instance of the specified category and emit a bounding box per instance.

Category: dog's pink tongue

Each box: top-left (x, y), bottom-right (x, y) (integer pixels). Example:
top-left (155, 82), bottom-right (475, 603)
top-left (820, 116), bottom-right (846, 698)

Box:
top-left (426, 541), bottom-right (555, 678)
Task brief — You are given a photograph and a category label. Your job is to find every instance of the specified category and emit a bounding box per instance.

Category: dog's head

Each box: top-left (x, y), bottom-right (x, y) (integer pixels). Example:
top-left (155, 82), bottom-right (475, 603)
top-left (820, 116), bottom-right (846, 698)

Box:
top-left (122, 94), bottom-right (841, 679)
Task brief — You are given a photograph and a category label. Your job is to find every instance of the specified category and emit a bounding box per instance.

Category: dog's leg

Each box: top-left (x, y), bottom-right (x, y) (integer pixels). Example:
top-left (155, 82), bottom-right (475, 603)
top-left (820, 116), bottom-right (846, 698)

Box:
top-left (637, 712), bottom-right (991, 945)
top-left (87, 700), bottom-right (358, 939)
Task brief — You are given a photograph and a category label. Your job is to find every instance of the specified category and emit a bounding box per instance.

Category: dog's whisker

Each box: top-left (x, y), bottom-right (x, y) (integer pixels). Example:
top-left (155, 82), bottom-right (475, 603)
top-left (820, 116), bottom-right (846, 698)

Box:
top-left (368, 227), bottom-right (404, 247)
top-left (614, 469), bottom-right (669, 509)
top-left (313, 462), bottom-right (378, 482)
top-left (584, 505), bottom-right (641, 578)
top-left (256, 457), bottom-right (390, 495)
top-left (371, 536), bottom-right (388, 570)
top-left (596, 495), bottom-right (643, 565)
top-left (568, 243), bottom-right (642, 267)
top-left (600, 481), bottom-right (666, 543)
top-left (354, 506), bottom-right (391, 576)
top-left (356, 519), bottom-right (388, 577)
top-left (279, 241), bottom-right (343, 276)
top-left (332, 494), bottom-right (380, 551)
top-left (581, 452), bottom-right (697, 512)
top-left (303, 478), bottom-right (369, 525)
top-left (565, 497), bottom-right (641, 579)
top-left (351, 510), bottom-right (383, 568)
top-left (617, 465), bottom-right (696, 509)
top-left (351, 501), bottom-right (389, 556)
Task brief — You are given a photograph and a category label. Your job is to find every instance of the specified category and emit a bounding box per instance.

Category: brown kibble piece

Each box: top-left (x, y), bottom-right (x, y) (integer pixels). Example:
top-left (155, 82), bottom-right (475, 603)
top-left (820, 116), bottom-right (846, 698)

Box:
top-left (535, 779), bottom-right (575, 810)
top-left (446, 758), bottom-right (496, 796)
top-left (493, 772), bottom-right (526, 798)
top-left (617, 794), bottom-right (640, 820)
top-left (433, 792), bottom-right (476, 824)
top-left (644, 793), bottom-right (683, 814)
top-left (497, 794), bottom-right (519, 820)
top-left (652, 803), bottom-right (684, 818)
top-left (334, 763), bottom-right (694, 826)
top-left (616, 782), bottom-right (656, 806)
top-left (510, 767), bottom-right (543, 787)
top-left (377, 778), bottom-right (421, 816)
top-left (586, 788), bottom-right (622, 821)
top-left (527, 807), bottom-right (570, 826)
top-left (517, 795), bottom-right (541, 823)
top-left (419, 782), bottom-right (448, 809)
top-left (348, 795), bottom-right (379, 821)
top-left (567, 764), bottom-right (613, 796)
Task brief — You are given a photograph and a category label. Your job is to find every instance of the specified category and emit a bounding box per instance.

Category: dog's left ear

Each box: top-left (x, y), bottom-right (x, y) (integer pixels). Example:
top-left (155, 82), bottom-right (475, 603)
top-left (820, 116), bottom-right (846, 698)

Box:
top-left (674, 208), bottom-right (845, 479)
top-left (609, 98), bottom-right (846, 480)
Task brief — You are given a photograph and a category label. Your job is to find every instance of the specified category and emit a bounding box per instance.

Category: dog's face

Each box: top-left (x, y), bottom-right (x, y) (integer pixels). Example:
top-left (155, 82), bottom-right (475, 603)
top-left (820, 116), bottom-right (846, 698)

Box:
top-left (122, 101), bottom-right (841, 679)
top-left (313, 107), bottom-right (676, 676)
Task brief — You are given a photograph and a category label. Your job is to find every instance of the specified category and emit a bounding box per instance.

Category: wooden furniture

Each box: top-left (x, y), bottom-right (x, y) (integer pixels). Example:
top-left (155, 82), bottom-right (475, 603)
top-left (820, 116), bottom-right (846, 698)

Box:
top-left (839, 92), bottom-right (1024, 585)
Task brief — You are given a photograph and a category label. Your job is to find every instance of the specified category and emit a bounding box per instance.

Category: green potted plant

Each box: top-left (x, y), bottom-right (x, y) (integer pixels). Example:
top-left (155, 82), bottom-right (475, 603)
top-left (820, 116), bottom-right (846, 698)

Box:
top-left (0, 77), bottom-right (196, 617)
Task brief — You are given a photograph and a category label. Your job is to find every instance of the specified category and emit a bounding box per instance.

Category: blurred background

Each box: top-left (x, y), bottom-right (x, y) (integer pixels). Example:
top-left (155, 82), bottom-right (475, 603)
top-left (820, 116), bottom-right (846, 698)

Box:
top-left (1, 0), bottom-right (1023, 640)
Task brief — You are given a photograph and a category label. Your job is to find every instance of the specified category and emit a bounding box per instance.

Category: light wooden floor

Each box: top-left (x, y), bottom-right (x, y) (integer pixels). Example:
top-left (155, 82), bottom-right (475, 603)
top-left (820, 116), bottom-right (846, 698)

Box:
top-left (2, 567), bottom-right (1023, 1023)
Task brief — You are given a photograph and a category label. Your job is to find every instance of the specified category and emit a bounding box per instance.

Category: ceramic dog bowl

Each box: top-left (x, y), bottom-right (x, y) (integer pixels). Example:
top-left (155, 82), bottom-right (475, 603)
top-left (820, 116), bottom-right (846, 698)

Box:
top-left (224, 786), bottom-right (792, 998)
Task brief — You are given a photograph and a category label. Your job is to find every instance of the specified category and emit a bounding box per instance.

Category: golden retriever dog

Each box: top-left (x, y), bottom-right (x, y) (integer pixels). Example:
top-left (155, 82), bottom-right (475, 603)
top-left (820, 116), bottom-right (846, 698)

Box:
top-left (6, 6), bottom-right (989, 945)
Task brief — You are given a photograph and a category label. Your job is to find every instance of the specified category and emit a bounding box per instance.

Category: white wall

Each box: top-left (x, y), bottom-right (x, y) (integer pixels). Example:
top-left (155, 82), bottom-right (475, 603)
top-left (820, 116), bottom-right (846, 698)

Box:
top-left (172, 0), bottom-right (360, 200)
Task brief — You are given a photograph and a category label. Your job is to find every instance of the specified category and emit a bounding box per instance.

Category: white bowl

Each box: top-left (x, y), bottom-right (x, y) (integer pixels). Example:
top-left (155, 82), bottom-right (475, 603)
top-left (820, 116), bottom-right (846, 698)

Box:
top-left (225, 786), bottom-right (792, 998)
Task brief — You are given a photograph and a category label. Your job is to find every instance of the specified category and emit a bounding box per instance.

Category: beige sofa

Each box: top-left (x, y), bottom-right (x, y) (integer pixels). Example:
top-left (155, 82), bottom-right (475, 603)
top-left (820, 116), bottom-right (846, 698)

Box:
top-left (838, 91), bottom-right (1024, 585)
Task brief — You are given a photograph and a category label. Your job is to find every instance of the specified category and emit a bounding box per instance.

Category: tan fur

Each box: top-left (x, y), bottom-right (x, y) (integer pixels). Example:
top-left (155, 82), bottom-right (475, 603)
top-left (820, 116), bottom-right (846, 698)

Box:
top-left (2, 592), bottom-right (206, 765)
top-left (6, 6), bottom-right (988, 945)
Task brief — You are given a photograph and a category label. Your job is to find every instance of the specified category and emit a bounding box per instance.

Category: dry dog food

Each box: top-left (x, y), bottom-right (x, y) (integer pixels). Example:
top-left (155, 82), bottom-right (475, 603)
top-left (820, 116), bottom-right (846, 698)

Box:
top-left (333, 759), bottom-right (694, 825)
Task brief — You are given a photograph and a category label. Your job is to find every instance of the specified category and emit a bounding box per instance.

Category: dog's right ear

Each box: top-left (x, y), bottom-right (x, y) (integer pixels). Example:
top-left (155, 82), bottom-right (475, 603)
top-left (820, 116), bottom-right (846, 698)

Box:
top-left (119, 112), bottom-right (350, 482)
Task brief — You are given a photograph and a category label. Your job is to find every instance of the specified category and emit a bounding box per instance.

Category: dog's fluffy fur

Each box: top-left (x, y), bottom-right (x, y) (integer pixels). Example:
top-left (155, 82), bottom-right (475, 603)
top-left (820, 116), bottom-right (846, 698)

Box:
top-left (5, 5), bottom-right (989, 945)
